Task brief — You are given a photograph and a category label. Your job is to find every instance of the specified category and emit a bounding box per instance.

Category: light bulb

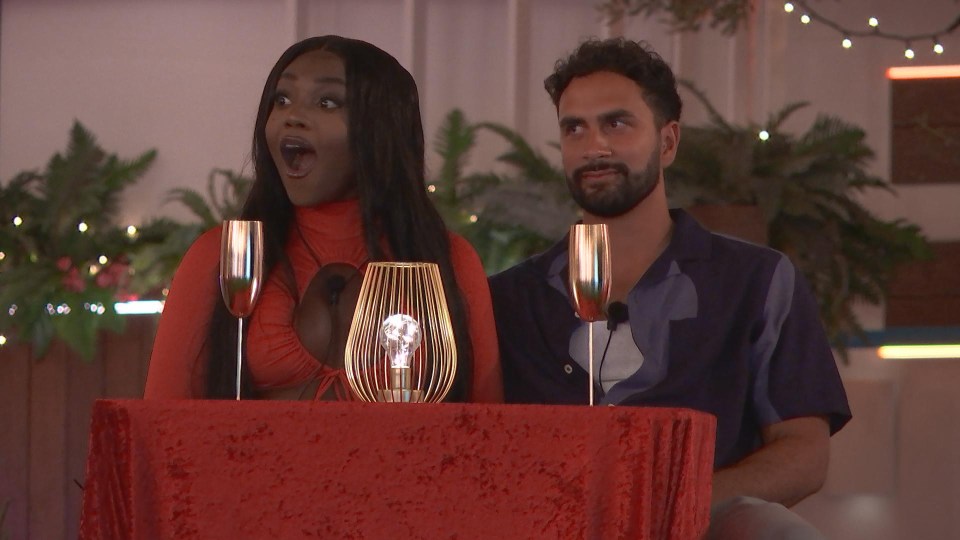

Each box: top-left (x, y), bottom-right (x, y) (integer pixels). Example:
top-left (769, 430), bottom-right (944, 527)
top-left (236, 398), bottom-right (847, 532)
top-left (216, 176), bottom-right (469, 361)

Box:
top-left (12, 216), bottom-right (23, 226)
top-left (905, 46), bottom-right (915, 59)
top-left (800, 14), bottom-right (811, 24)
top-left (126, 225), bottom-right (138, 237)
top-left (78, 221), bottom-right (89, 233)
top-left (842, 37), bottom-right (853, 49)
top-left (868, 17), bottom-right (879, 28)
top-left (380, 313), bottom-right (422, 369)
top-left (784, 2), bottom-right (795, 13)
top-left (934, 41), bottom-right (944, 54)
top-left (759, 130), bottom-right (770, 141)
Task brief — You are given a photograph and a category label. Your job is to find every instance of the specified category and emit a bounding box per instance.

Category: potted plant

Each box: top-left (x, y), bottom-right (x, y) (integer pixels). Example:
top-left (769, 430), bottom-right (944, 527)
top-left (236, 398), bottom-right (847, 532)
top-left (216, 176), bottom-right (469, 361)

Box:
top-left (0, 122), bottom-right (165, 359)
top-left (666, 83), bottom-right (931, 357)
top-left (429, 109), bottom-right (576, 274)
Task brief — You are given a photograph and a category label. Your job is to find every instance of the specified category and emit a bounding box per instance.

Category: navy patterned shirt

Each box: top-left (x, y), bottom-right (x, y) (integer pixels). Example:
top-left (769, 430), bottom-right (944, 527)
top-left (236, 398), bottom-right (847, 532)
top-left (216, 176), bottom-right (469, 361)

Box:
top-left (489, 209), bottom-right (851, 468)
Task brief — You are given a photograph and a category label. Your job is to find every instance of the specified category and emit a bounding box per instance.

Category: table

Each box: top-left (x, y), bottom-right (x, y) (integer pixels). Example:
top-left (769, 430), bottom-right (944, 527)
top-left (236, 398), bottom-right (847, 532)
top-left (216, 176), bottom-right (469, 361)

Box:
top-left (79, 400), bottom-right (714, 539)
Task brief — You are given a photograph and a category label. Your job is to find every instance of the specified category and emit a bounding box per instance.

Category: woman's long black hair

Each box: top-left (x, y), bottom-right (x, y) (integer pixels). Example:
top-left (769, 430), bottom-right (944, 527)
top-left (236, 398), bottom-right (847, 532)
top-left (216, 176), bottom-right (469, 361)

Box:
top-left (204, 36), bottom-right (474, 401)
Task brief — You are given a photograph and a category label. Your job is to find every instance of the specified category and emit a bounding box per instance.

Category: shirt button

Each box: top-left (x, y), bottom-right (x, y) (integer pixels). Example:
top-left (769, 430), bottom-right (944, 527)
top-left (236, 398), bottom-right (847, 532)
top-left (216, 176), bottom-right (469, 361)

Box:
top-left (563, 364), bottom-right (573, 374)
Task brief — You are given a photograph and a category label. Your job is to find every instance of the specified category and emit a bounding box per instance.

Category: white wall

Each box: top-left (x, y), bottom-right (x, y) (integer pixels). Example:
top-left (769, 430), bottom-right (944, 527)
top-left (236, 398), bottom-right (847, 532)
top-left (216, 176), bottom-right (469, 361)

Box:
top-left (3, 1), bottom-right (960, 538)
top-left (0, 0), bottom-right (293, 224)
top-left (5, 0), bottom-right (957, 237)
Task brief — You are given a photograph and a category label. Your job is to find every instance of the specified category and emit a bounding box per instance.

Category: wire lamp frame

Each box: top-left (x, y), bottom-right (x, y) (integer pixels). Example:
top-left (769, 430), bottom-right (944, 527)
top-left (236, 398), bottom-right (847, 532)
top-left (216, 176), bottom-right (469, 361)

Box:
top-left (344, 262), bottom-right (457, 403)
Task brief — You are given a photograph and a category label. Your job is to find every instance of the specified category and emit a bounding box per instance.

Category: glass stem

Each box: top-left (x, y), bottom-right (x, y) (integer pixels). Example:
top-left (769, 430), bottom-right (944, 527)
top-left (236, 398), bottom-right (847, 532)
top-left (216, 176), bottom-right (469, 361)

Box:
top-left (588, 323), bottom-right (595, 406)
top-left (236, 317), bottom-right (243, 401)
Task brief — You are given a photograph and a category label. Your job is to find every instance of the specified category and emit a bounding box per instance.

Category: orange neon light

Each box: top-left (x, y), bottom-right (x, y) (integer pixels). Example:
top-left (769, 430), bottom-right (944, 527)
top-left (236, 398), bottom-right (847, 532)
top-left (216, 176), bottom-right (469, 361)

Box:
top-left (886, 65), bottom-right (960, 79)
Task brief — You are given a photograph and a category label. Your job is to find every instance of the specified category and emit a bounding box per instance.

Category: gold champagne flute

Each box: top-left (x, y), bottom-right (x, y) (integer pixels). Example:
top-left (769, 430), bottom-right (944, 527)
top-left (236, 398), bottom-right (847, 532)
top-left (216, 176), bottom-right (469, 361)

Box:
top-left (568, 223), bottom-right (611, 406)
top-left (220, 220), bottom-right (265, 400)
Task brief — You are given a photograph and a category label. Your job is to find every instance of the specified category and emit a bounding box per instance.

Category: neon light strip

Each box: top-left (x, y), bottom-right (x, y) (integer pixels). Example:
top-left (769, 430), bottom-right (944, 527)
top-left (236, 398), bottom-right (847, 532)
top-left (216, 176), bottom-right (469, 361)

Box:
top-left (114, 300), bottom-right (165, 315)
top-left (886, 65), bottom-right (960, 80)
top-left (877, 344), bottom-right (960, 359)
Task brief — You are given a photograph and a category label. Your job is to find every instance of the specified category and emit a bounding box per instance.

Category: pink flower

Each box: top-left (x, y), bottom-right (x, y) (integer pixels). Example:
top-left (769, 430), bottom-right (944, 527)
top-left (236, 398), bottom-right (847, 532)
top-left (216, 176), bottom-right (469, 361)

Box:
top-left (62, 268), bottom-right (86, 293)
top-left (56, 257), bottom-right (72, 272)
top-left (95, 271), bottom-right (114, 288)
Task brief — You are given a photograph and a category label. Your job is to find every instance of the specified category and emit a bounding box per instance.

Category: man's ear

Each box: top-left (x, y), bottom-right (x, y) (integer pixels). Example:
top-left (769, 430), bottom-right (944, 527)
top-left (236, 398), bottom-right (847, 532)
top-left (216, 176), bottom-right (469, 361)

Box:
top-left (659, 121), bottom-right (681, 168)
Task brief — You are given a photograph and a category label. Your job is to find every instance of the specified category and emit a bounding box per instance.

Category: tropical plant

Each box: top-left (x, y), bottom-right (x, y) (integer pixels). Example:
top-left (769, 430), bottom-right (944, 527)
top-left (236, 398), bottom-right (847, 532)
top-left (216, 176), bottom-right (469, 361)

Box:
top-left (666, 83), bottom-right (931, 356)
top-left (0, 122), bottom-right (162, 359)
top-left (127, 168), bottom-right (253, 294)
top-left (596, 0), bottom-right (752, 35)
top-left (0, 121), bottom-right (253, 360)
top-left (429, 109), bottom-right (576, 273)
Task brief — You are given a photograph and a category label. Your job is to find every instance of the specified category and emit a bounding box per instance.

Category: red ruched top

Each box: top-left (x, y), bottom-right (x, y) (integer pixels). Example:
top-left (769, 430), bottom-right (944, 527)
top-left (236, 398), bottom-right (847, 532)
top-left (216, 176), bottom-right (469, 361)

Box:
top-left (144, 199), bottom-right (503, 402)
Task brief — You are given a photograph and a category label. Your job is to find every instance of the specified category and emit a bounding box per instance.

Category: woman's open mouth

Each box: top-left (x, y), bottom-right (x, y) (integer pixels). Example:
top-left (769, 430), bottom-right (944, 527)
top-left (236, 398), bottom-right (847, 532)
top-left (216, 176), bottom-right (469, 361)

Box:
top-left (278, 136), bottom-right (318, 178)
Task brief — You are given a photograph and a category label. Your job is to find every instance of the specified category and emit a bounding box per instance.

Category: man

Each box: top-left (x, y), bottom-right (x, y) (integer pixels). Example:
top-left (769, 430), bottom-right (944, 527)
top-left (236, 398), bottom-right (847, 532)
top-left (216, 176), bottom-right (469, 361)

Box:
top-left (489, 38), bottom-right (851, 539)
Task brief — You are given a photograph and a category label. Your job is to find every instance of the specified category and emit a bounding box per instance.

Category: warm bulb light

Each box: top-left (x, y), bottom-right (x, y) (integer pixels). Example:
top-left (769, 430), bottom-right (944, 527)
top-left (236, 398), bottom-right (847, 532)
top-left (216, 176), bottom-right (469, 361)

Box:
top-left (88, 264), bottom-right (100, 275)
top-left (783, 2), bottom-right (794, 13)
top-left (78, 222), bottom-right (89, 233)
top-left (12, 216), bottom-right (23, 227)
top-left (887, 65), bottom-right (960, 79)
top-left (758, 130), bottom-right (770, 141)
top-left (934, 42), bottom-right (944, 54)
top-left (126, 225), bottom-right (138, 237)
top-left (868, 17), bottom-right (879, 28)
top-left (878, 344), bottom-right (960, 360)
top-left (0, 251), bottom-right (5, 261)
top-left (98, 255), bottom-right (108, 265)
top-left (905, 47), bottom-right (915, 59)
top-left (842, 37), bottom-right (853, 49)
top-left (427, 184), bottom-right (436, 193)
top-left (800, 14), bottom-right (811, 24)
top-left (115, 300), bottom-right (165, 315)
top-left (469, 214), bottom-right (478, 223)
top-left (0, 335), bottom-right (6, 346)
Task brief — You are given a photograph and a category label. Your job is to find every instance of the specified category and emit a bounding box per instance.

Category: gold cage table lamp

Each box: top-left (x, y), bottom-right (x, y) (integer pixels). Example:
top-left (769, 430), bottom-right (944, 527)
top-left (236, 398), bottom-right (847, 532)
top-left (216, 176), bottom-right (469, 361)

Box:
top-left (344, 262), bottom-right (457, 403)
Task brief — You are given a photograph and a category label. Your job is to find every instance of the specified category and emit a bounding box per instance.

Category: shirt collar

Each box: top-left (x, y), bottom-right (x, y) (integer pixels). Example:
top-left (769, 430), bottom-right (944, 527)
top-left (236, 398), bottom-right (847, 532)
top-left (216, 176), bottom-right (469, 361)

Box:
top-left (543, 208), bottom-right (713, 298)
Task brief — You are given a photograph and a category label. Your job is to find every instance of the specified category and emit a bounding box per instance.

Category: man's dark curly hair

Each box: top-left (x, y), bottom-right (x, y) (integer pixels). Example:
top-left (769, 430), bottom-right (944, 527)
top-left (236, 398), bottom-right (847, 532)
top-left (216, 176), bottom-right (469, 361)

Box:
top-left (544, 38), bottom-right (682, 126)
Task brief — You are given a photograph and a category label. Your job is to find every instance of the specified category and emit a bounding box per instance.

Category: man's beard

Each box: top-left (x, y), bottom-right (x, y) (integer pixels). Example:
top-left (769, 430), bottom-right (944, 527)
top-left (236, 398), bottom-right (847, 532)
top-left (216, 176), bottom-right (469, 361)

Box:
top-left (567, 150), bottom-right (661, 218)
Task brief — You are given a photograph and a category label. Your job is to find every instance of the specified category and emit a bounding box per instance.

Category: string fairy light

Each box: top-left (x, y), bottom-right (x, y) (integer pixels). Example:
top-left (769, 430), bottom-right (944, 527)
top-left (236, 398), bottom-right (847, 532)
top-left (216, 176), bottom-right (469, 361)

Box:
top-left (785, 1), bottom-right (960, 58)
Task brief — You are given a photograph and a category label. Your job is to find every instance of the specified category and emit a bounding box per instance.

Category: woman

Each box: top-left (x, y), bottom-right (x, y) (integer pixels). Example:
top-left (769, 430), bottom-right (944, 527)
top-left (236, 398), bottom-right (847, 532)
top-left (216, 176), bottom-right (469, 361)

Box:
top-left (144, 36), bottom-right (502, 402)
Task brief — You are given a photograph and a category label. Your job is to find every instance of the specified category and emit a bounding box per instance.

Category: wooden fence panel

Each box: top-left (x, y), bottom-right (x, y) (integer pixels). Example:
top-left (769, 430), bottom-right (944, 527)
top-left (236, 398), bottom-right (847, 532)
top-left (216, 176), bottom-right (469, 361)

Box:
top-left (64, 346), bottom-right (106, 540)
top-left (0, 343), bottom-right (31, 540)
top-left (28, 341), bottom-right (69, 540)
top-left (0, 315), bottom-right (158, 539)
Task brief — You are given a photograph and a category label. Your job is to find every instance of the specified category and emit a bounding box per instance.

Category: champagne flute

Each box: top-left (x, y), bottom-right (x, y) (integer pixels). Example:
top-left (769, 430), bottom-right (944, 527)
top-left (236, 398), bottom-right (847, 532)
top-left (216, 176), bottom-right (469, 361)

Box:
top-left (568, 223), bottom-right (611, 406)
top-left (220, 220), bottom-right (264, 400)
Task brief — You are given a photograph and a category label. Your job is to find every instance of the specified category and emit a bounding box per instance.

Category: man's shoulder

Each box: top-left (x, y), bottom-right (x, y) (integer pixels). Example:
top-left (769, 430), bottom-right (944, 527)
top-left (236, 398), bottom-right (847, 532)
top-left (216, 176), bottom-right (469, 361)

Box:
top-left (672, 209), bottom-right (792, 281)
top-left (708, 232), bottom-right (788, 268)
top-left (489, 238), bottom-right (565, 293)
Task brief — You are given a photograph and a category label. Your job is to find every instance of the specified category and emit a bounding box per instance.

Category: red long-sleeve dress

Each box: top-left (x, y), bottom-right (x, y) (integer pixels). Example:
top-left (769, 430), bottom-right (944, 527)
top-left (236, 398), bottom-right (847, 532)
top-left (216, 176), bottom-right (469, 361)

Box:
top-left (143, 199), bottom-right (503, 402)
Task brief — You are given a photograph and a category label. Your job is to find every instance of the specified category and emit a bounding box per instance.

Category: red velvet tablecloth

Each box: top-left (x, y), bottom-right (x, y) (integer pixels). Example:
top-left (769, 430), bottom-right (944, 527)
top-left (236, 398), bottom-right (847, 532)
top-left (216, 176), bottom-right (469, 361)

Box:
top-left (79, 400), bottom-right (715, 539)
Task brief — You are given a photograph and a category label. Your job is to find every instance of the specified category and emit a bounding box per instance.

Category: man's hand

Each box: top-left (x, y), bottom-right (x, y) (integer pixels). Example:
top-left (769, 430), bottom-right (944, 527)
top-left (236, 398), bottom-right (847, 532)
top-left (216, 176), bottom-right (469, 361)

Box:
top-left (712, 416), bottom-right (830, 508)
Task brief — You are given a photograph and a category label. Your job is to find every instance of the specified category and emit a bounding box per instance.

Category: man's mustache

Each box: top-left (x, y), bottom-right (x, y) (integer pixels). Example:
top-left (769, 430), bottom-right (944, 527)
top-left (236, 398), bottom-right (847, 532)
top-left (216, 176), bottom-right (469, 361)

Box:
top-left (572, 160), bottom-right (630, 183)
